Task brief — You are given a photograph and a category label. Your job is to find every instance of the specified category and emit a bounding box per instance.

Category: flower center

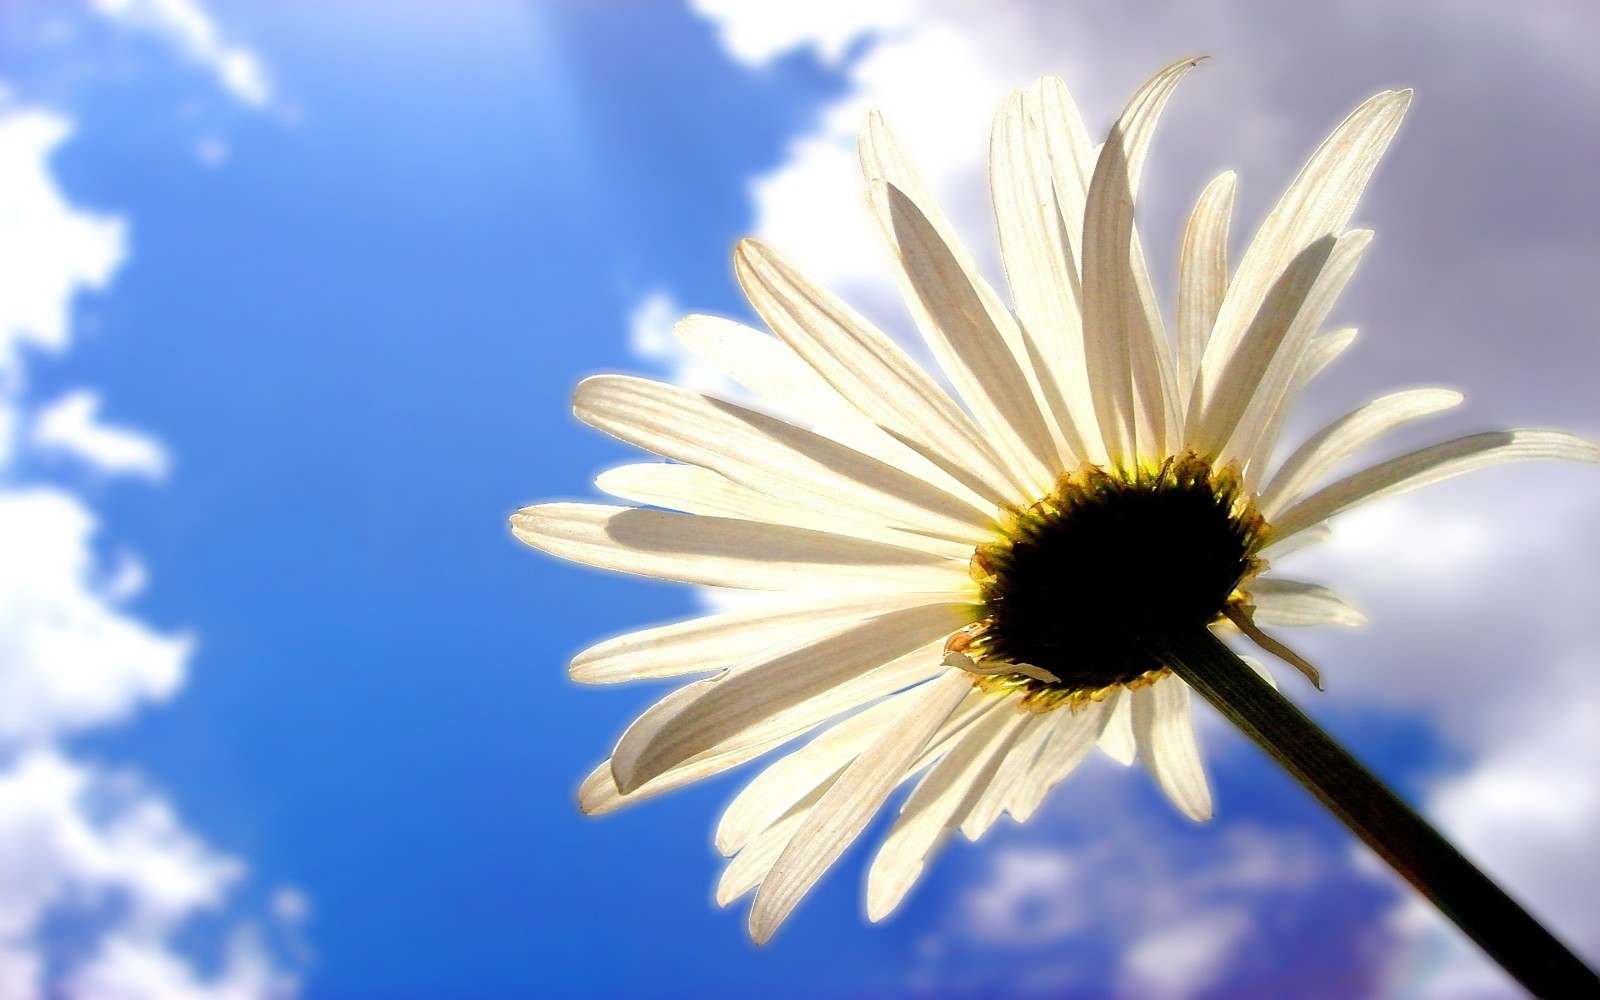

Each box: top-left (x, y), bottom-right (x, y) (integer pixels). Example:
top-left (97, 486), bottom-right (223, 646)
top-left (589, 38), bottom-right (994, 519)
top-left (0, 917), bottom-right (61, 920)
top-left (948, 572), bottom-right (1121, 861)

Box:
top-left (951, 452), bottom-right (1266, 711)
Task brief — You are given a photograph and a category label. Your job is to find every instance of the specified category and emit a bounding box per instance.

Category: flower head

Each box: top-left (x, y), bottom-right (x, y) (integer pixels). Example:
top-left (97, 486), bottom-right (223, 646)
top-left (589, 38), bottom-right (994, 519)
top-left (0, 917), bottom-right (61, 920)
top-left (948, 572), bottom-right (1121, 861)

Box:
top-left (512, 57), bottom-right (1597, 943)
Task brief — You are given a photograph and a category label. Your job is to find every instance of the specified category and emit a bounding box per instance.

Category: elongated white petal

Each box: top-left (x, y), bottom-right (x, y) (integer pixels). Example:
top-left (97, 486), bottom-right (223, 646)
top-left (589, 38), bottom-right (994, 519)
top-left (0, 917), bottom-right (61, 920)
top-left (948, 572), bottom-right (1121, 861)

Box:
top-left (1192, 235), bottom-right (1335, 455)
top-left (1041, 76), bottom-right (1107, 461)
top-left (1097, 688), bottom-right (1137, 765)
top-left (672, 314), bottom-right (842, 418)
top-left (1177, 171), bottom-right (1237, 413)
top-left (570, 591), bottom-right (957, 685)
top-left (1258, 521), bottom-right (1331, 561)
top-left (868, 179), bottom-right (1059, 495)
top-left (1036, 75), bottom-right (1095, 222)
top-left (588, 634), bottom-right (952, 812)
top-left (859, 112), bottom-right (1047, 414)
top-left (1009, 698), bottom-right (1113, 822)
top-left (673, 315), bottom-right (994, 511)
top-left (595, 463), bottom-right (973, 559)
top-left (1082, 57), bottom-right (1197, 462)
top-left (1271, 430), bottom-right (1600, 541)
top-left (734, 239), bottom-right (1028, 507)
top-left (749, 669), bottom-right (971, 943)
top-left (867, 706), bottom-right (1025, 921)
top-left (511, 504), bottom-right (968, 594)
top-left (1221, 231), bottom-right (1375, 469)
top-left (718, 803), bottom-right (817, 907)
top-left (958, 712), bottom-right (1054, 839)
top-left (1250, 577), bottom-right (1366, 627)
top-left (1259, 388), bottom-right (1465, 518)
top-left (990, 87), bottom-right (1096, 466)
top-left (1195, 225), bottom-right (1373, 465)
top-left (1131, 678), bottom-right (1212, 821)
top-left (1197, 90), bottom-right (1410, 420)
top-left (575, 375), bottom-right (990, 542)
top-left (578, 748), bottom-right (746, 816)
top-left (1244, 326), bottom-right (1360, 480)
top-left (716, 693), bottom-right (917, 855)
top-left (612, 606), bottom-right (967, 793)
top-left (859, 110), bottom-right (990, 286)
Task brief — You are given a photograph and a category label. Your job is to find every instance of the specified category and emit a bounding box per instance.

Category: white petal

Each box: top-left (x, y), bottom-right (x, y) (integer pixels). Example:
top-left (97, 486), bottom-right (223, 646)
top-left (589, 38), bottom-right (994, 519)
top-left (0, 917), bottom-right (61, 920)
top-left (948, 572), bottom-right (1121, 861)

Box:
top-left (1239, 653), bottom-right (1278, 690)
top-left (1243, 326), bottom-right (1360, 480)
top-left (859, 110), bottom-right (989, 280)
top-left (511, 503), bottom-right (969, 594)
top-left (585, 633), bottom-right (952, 813)
top-left (866, 705), bottom-right (1025, 921)
top-left (672, 315), bottom-right (994, 511)
top-left (1199, 229), bottom-right (1375, 466)
top-left (1131, 678), bottom-right (1213, 821)
top-left (672, 314), bottom-right (844, 420)
top-left (1259, 388), bottom-right (1465, 519)
top-left (715, 692), bottom-right (916, 855)
top-left (958, 711), bottom-right (1054, 840)
top-left (1038, 76), bottom-right (1107, 461)
top-left (595, 463), bottom-right (973, 559)
top-left (1008, 698), bottom-right (1113, 822)
top-left (867, 179), bottom-right (1060, 496)
top-left (575, 375), bottom-right (991, 543)
top-left (1258, 521), bottom-right (1331, 561)
top-left (989, 87), bottom-right (1097, 467)
top-left (1250, 577), bottom-right (1366, 628)
top-left (569, 591), bottom-right (955, 685)
top-left (1270, 430), bottom-right (1600, 541)
top-left (1096, 688), bottom-right (1137, 765)
top-left (718, 804), bottom-right (815, 907)
top-left (734, 238), bottom-right (1027, 508)
top-left (910, 688), bottom-right (999, 764)
top-left (859, 111), bottom-right (1048, 429)
top-left (1176, 171), bottom-right (1237, 415)
top-left (1035, 76), bottom-right (1096, 227)
top-left (577, 732), bottom-right (799, 818)
top-left (611, 606), bottom-right (967, 793)
top-left (748, 669), bottom-right (971, 943)
top-left (1082, 58), bottom-right (1197, 463)
top-left (1196, 90), bottom-right (1411, 423)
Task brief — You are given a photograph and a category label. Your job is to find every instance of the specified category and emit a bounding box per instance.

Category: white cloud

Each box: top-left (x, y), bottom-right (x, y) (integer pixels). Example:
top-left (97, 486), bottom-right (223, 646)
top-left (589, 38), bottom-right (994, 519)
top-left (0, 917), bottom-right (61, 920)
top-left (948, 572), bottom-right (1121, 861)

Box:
top-left (921, 818), bottom-right (1330, 998)
top-left (0, 751), bottom-right (295, 1000)
top-left (89, 0), bottom-right (273, 108)
top-left (0, 111), bottom-right (125, 373)
top-left (693, 0), bottom-right (1600, 992)
top-left (690, 0), bottom-right (915, 66)
top-left (1122, 909), bottom-right (1252, 1000)
top-left (1380, 648), bottom-right (1600, 999)
top-left (66, 930), bottom-right (292, 1000)
top-left (0, 42), bottom-right (297, 994)
top-left (32, 391), bottom-right (172, 479)
top-left (0, 489), bottom-right (189, 745)
top-left (625, 290), bottom-right (735, 398)
top-left (958, 848), bottom-right (1087, 946)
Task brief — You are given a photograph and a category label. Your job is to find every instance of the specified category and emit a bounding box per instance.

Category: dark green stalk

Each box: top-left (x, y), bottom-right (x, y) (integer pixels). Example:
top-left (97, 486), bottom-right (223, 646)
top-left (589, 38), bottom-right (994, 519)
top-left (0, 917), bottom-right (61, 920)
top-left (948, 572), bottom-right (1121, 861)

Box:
top-left (1149, 626), bottom-right (1599, 999)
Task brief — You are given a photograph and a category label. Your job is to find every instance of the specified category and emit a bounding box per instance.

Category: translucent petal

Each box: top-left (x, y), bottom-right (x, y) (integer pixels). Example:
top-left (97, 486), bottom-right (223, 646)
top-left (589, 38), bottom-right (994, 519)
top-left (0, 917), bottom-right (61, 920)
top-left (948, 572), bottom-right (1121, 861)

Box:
top-left (748, 669), bottom-right (970, 943)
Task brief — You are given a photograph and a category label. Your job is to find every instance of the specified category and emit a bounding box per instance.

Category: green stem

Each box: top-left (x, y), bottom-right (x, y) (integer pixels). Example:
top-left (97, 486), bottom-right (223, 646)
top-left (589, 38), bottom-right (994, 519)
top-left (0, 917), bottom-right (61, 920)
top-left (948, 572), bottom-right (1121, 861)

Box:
top-left (1150, 627), bottom-right (1598, 998)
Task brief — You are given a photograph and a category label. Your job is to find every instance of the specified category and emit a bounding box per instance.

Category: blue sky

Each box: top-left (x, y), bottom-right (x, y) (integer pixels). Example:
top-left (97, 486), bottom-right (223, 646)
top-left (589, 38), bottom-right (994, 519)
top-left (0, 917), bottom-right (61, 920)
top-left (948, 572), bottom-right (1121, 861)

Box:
top-left (1, 2), bottom-right (1597, 998)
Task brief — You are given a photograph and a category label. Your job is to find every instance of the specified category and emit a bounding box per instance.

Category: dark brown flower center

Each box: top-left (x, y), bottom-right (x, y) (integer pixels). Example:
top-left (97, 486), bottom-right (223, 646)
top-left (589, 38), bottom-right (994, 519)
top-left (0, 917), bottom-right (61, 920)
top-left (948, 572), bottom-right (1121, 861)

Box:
top-left (953, 453), bottom-right (1265, 710)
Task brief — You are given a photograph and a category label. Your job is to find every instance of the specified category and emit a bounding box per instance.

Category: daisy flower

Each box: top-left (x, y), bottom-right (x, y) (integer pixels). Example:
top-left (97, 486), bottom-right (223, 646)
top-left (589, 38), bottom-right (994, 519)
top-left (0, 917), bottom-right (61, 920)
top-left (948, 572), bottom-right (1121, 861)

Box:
top-left (512, 58), bottom-right (1597, 944)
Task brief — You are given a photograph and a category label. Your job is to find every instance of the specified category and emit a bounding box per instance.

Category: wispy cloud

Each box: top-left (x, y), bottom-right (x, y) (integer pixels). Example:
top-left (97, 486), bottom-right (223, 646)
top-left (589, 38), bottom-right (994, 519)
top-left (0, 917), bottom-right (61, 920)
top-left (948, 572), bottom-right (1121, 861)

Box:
top-left (32, 391), bottom-right (172, 479)
top-left (88, 0), bottom-right (273, 108)
top-left (0, 5), bottom-right (297, 994)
